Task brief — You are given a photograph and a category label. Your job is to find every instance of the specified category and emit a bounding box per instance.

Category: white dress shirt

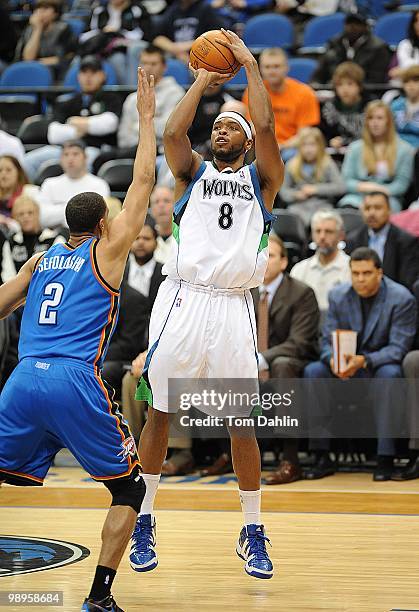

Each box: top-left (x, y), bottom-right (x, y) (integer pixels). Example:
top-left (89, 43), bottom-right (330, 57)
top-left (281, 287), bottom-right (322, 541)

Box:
top-left (127, 255), bottom-right (156, 297)
top-left (290, 249), bottom-right (351, 311)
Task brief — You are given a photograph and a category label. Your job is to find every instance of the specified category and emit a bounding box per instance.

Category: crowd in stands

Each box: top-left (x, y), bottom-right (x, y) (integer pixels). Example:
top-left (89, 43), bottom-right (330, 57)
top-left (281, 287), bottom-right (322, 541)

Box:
top-left (2, 0), bottom-right (419, 482)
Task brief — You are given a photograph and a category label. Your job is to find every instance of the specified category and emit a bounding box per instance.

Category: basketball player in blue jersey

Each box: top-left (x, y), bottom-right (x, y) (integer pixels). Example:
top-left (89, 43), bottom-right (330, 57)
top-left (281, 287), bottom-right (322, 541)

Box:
top-left (131, 30), bottom-right (284, 580)
top-left (0, 70), bottom-right (156, 612)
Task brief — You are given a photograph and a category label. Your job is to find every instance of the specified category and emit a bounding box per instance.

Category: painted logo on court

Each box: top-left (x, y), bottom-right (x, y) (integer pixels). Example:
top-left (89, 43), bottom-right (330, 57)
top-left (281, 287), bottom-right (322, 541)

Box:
top-left (0, 536), bottom-right (89, 576)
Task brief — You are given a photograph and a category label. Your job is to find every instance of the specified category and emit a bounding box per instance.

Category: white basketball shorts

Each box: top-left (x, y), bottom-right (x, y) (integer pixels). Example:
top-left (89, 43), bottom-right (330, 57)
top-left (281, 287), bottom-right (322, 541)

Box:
top-left (136, 278), bottom-right (259, 414)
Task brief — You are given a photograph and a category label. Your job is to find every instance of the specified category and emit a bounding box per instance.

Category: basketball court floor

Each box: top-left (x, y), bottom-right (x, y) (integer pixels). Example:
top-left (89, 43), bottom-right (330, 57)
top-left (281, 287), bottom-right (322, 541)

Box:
top-left (2, 468), bottom-right (419, 612)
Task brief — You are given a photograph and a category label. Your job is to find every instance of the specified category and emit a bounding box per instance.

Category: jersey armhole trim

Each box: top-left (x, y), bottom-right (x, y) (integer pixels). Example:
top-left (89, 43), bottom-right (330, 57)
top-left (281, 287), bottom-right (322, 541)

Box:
top-left (249, 163), bottom-right (275, 223)
top-left (173, 161), bottom-right (207, 216)
top-left (33, 252), bottom-right (46, 272)
top-left (90, 240), bottom-right (120, 295)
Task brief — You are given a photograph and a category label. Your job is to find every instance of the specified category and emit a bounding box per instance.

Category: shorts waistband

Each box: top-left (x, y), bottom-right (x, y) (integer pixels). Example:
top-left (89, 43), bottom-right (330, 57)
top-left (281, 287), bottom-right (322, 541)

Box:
top-left (170, 278), bottom-right (246, 296)
top-left (21, 356), bottom-right (97, 374)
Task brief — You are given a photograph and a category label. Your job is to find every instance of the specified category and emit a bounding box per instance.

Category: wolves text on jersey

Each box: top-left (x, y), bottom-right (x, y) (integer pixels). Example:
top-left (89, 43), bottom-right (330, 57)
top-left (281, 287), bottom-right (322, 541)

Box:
top-left (202, 178), bottom-right (253, 201)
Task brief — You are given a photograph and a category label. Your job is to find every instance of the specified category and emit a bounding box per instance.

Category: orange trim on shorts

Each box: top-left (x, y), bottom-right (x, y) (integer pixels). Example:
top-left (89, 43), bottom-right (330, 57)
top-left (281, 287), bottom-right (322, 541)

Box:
top-left (89, 240), bottom-right (119, 296)
top-left (94, 370), bottom-right (137, 474)
top-left (90, 459), bottom-right (140, 481)
top-left (0, 468), bottom-right (44, 484)
top-left (93, 294), bottom-right (115, 367)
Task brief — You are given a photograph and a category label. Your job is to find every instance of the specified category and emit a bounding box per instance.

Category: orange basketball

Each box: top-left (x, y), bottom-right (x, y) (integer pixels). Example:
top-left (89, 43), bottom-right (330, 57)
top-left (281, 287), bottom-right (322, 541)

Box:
top-left (190, 30), bottom-right (240, 76)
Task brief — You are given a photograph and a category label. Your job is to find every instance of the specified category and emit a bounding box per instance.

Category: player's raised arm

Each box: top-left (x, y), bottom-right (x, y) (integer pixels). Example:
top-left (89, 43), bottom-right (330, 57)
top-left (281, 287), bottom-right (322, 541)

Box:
top-left (216, 29), bottom-right (284, 210)
top-left (163, 68), bottom-right (231, 187)
top-left (0, 254), bottom-right (39, 319)
top-left (105, 68), bottom-right (156, 254)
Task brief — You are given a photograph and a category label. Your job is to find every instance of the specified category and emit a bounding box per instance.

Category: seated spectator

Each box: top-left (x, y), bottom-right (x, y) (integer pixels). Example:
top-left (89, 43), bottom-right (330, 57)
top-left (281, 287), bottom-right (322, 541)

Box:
top-left (188, 84), bottom-right (233, 157)
top-left (256, 235), bottom-right (319, 485)
top-left (346, 191), bottom-right (419, 290)
top-left (150, 186), bottom-right (176, 264)
top-left (153, 0), bottom-right (227, 63)
top-left (390, 10), bottom-right (419, 82)
top-left (37, 140), bottom-right (110, 229)
top-left (274, 0), bottom-right (339, 21)
top-left (0, 156), bottom-right (38, 231)
top-left (393, 277), bottom-right (419, 481)
top-left (242, 48), bottom-right (320, 161)
top-left (9, 195), bottom-right (65, 273)
top-left (304, 247), bottom-right (417, 481)
top-left (391, 201), bottom-right (419, 237)
top-left (0, 122), bottom-right (25, 165)
top-left (390, 66), bottom-right (419, 149)
top-left (120, 218), bottom-right (165, 439)
top-left (320, 62), bottom-right (368, 152)
top-left (0, 226), bottom-right (15, 283)
top-left (15, 0), bottom-right (76, 80)
top-left (94, 44), bottom-right (184, 173)
top-left (340, 101), bottom-right (415, 212)
top-left (80, 0), bottom-right (152, 85)
top-left (290, 210), bottom-right (351, 313)
top-left (280, 127), bottom-right (345, 226)
top-left (23, 56), bottom-right (122, 182)
top-left (208, 0), bottom-right (272, 27)
top-left (0, 0), bottom-right (17, 75)
top-left (311, 12), bottom-right (392, 86)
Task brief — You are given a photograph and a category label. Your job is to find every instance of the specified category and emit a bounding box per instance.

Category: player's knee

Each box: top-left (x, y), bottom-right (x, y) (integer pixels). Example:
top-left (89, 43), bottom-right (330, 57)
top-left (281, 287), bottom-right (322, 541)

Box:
top-left (103, 472), bottom-right (146, 513)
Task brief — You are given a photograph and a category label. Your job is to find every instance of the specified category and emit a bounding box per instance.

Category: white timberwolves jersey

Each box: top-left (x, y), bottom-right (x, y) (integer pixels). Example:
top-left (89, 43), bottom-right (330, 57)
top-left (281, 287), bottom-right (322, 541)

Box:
top-left (163, 161), bottom-right (274, 289)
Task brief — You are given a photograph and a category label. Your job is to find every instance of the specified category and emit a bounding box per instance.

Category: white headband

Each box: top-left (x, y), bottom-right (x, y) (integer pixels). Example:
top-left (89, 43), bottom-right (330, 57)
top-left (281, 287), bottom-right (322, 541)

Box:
top-left (214, 112), bottom-right (252, 140)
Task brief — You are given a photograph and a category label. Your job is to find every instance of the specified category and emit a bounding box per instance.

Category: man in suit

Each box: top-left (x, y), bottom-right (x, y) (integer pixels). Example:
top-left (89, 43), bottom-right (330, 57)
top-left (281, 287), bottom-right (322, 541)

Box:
top-left (346, 191), bottom-right (419, 290)
top-left (202, 234), bottom-right (320, 480)
top-left (256, 234), bottom-right (320, 484)
top-left (304, 247), bottom-right (417, 481)
top-left (104, 216), bottom-right (164, 400)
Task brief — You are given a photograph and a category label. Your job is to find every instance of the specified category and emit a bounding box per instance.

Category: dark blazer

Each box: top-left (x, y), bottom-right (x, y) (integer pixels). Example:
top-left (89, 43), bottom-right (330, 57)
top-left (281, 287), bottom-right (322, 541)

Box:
top-left (123, 258), bottom-right (165, 309)
top-left (252, 273), bottom-right (320, 367)
top-left (107, 260), bottom-right (165, 361)
top-left (346, 223), bottom-right (419, 290)
top-left (321, 276), bottom-right (417, 369)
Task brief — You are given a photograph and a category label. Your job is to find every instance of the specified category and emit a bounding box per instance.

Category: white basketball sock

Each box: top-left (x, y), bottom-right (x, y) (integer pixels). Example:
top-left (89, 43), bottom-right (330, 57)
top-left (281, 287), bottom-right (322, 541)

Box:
top-left (239, 489), bottom-right (261, 526)
top-left (139, 473), bottom-right (161, 516)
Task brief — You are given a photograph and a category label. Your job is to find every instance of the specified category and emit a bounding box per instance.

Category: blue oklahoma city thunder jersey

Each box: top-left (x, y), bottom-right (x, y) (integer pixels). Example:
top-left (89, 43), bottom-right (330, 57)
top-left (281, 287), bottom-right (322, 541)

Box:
top-left (19, 237), bottom-right (120, 368)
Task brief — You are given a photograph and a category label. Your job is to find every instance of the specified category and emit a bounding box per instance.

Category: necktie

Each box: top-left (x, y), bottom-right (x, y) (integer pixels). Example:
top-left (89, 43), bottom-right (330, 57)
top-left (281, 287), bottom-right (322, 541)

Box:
top-left (257, 289), bottom-right (270, 382)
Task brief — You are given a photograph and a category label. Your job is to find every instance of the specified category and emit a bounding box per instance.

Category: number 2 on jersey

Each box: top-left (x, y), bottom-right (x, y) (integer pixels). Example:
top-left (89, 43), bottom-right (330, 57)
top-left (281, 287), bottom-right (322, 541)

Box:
top-left (39, 282), bottom-right (64, 325)
top-left (218, 202), bottom-right (233, 230)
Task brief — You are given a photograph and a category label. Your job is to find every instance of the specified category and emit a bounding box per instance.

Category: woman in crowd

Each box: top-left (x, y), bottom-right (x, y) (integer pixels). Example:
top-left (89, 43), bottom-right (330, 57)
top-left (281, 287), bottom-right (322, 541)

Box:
top-left (15, 0), bottom-right (76, 80)
top-left (0, 156), bottom-right (38, 231)
top-left (320, 61), bottom-right (368, 152)
top-left (9, 195), bottom-right (65, 273)
top-left (390, 10), bottom-right (419, 80)
top-left (280, 127), bottom-right (345, 226)
top-left (339, 101), bottom-right (415, 211)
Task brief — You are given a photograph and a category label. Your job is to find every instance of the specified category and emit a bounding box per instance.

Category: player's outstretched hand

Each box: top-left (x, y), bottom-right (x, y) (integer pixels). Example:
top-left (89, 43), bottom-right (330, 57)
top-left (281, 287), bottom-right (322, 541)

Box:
top-left (189, 64), bottom-right (232, 88)
top-left (215, 28), bottom-right (254, 66)
top-left (136, 67), bottom-right (155, 119)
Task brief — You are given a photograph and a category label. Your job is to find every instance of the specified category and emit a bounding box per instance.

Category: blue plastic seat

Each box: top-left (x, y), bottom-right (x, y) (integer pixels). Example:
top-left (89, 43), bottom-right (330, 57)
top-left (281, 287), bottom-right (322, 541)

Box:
top-left (0, 61), bottom-right (52, 88)
top-left (243, 14), bottom-right (294, 51)
top-left (62, 17), bottom-right (86, 37)
top-left (63, 60), bottom-right (117, 89)
top-left (226, 66), bottom-right (248, 88)
top-left (300, 13), bottom-right (346, 53)
top-left (164, 58), bottom-right (190, 87)
top-left (373, 12), bottom-right (411, 48)
top-left (288, 58), bottom-right (317, 83)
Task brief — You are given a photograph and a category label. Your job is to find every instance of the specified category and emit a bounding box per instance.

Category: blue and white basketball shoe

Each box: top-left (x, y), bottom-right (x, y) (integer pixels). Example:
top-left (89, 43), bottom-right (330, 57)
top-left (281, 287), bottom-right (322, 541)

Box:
top-left (81, 595), bottom-right (123, 611)
top-left (236, 524), bottom-right (273, 579)
top-left (129, 514), bottom-right (158, 572)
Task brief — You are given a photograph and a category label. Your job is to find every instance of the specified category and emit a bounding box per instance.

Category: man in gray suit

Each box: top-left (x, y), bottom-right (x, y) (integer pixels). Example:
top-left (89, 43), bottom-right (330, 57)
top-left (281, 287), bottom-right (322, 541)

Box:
top-left (255, 234), bottom-right (320, 484)
top-left (304, 247), bottom-right (417, 481)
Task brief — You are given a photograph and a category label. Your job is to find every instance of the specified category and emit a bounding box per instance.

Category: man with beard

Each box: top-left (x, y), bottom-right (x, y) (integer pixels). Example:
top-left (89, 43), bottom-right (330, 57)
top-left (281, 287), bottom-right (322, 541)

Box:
top-left (130, 29), bottom-right (284, 580)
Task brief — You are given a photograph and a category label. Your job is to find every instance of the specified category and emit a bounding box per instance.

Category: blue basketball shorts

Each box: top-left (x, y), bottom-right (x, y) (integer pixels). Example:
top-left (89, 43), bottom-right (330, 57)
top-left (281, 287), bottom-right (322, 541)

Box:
top-left (0, 357), bottom-right (140, 486)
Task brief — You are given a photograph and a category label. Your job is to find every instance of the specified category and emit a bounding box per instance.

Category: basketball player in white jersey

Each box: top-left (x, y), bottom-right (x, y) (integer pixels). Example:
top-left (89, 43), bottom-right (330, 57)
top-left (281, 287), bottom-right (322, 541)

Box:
top-left (130, 29), bottom-right (284, 579)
